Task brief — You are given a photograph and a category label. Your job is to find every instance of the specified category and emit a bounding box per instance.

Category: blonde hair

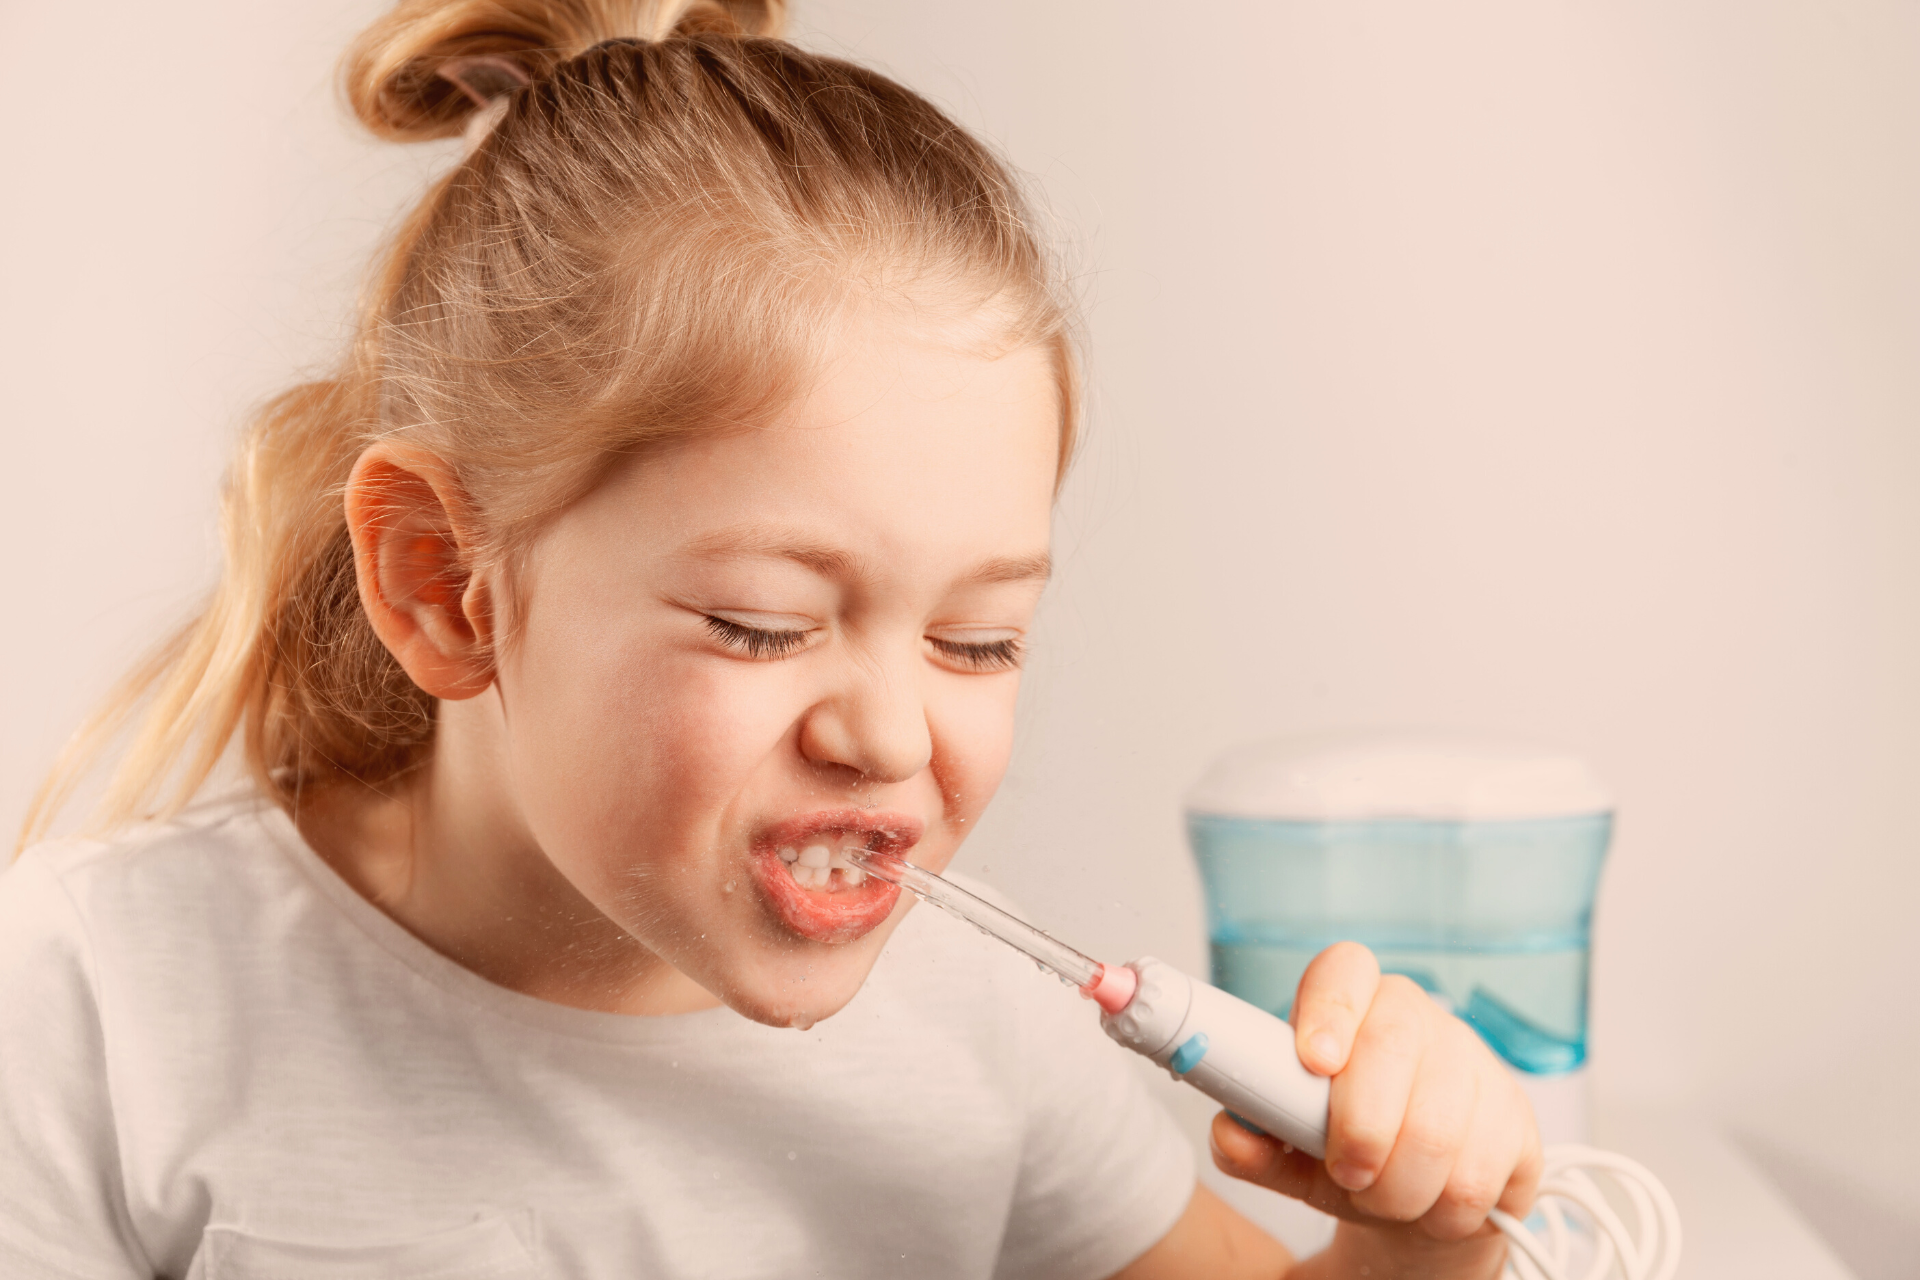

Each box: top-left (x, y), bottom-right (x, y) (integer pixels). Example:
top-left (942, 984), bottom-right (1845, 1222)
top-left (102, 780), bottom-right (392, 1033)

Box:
top-left (20, 0), bottom-right (1077, 850)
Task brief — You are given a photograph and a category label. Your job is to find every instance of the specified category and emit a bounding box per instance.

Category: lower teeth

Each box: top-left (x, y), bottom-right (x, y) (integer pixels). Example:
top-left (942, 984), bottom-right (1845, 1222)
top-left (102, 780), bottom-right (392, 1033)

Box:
top-left (787, 863), bottom-right (865, 891)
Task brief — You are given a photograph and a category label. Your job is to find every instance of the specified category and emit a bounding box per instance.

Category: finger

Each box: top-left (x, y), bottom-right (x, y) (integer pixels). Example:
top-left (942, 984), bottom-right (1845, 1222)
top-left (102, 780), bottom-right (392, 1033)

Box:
top-left (1209, 1111), bottom-right (1368, 1223)
top-left (1352, 1011), bottom-right (1478, 1223)
top-left (1209, 1112), bottom-right (1314, 1198)
top-left (1291, 940), bottom-right (1380, 1076)
top-left (1417, 1056), bottom-right (1525, 1241)
top-left (1497, 1096), bottom-right (1546, 1220)
top-left (1323, 973), bottom-right (1430, 1192)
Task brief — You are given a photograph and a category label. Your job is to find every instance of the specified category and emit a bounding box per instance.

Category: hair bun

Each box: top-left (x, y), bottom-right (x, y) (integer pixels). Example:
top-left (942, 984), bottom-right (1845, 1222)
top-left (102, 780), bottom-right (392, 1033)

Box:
top-left (343, 0), bottom-right (788, 142)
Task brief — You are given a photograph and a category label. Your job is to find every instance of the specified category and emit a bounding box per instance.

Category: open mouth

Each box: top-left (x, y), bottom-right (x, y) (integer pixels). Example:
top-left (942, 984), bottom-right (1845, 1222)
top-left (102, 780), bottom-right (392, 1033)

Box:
top-left (749, 811), bottom-right (922, 944)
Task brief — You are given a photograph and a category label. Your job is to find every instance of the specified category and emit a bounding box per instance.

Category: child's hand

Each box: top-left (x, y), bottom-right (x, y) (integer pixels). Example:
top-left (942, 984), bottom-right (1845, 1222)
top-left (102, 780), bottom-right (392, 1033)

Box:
top-left (1211, 942), bottom-right (1543, 1276)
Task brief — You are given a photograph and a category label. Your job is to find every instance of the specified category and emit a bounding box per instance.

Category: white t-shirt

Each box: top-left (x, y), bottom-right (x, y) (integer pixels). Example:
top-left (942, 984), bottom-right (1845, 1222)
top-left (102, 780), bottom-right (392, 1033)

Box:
top-left (0, 797), bottom-right (1194, 1280)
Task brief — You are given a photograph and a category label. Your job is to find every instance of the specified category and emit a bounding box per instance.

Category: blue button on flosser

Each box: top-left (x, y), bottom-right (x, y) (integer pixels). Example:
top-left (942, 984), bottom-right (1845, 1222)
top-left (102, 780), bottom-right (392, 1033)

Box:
top-left (1169, 1032), bottom-right (1209, 1075)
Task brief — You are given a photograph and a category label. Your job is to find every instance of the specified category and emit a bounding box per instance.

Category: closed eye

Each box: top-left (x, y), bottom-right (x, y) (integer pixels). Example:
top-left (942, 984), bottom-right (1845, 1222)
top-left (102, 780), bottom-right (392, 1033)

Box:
top-left (930, 636), bottom-right (1024, 672)
top-left (705, 615), bottom-right (813, 659)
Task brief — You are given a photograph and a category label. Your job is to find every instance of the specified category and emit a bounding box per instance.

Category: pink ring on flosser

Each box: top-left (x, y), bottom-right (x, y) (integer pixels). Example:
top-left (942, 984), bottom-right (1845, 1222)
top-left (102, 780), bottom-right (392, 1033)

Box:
top-left (1080, 963), bottom-right (1137, 1014)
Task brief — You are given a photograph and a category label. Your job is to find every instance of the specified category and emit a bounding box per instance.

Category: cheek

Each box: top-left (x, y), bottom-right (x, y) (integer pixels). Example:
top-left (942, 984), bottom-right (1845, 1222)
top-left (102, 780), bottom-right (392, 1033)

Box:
top-left (929, 678), bottom-right (1021, 823)
top-left (499, 628), bottom-right (797, 868)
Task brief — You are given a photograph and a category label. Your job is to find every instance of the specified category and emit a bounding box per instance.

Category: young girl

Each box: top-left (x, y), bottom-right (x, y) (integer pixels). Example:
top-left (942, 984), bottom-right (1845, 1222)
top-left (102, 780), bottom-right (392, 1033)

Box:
top-left (2, 2), bottom-right (1542, 1276)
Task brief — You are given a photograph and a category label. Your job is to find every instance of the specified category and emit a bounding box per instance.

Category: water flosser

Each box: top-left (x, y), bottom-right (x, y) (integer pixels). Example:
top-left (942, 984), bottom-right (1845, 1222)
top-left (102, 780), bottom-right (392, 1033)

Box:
top-left (841, 849), bottom-right (1683, 1280)
top-left (845, 849), bottom-right (1331, 1157)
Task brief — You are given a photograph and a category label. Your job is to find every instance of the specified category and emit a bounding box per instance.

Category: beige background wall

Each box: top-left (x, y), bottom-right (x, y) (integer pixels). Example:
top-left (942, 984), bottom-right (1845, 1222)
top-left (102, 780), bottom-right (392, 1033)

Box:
top-left (4, 2), bottom-right (1915, 1272)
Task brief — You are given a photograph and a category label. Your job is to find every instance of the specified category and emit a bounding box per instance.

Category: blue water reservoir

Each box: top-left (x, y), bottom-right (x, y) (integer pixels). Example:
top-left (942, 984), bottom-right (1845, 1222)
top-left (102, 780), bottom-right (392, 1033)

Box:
top-left (1187, 737), bottom-right (1612, 1077)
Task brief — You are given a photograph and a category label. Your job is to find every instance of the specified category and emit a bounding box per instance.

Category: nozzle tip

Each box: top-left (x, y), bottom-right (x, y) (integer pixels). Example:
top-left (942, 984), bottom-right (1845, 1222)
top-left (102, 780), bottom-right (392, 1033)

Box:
top-left (1082, 962), bottom-right (1138, 1014)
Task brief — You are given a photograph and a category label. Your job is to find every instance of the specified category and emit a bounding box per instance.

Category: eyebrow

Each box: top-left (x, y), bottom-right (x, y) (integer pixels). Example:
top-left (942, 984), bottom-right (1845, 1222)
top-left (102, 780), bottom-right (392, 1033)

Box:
top-left (681, 527), bottom-right (1051, 587)
top-left (963, 551), bottom-right (1053, 586)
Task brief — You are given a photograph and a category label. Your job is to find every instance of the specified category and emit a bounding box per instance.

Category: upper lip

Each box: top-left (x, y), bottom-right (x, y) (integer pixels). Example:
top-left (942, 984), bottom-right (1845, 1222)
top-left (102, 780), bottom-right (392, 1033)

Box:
top-left (754, 808), bottom-right (924, 857)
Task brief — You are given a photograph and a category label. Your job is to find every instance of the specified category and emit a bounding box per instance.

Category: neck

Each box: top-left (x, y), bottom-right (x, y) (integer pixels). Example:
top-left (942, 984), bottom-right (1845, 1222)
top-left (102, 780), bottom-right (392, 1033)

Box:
top-left (292, 690), bottom-right (722, 1017)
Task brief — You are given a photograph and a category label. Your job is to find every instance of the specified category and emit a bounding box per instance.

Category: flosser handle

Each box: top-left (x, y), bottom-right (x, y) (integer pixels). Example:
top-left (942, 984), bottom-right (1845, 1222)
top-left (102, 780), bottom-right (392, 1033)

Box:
top-left (1098, 956), bottom-right (1332, 1160)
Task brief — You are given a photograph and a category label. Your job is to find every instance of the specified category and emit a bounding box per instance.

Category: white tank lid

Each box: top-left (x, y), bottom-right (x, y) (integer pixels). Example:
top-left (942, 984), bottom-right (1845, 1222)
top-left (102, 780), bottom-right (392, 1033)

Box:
top-left (1186, 733), bottom-right (1612, 822)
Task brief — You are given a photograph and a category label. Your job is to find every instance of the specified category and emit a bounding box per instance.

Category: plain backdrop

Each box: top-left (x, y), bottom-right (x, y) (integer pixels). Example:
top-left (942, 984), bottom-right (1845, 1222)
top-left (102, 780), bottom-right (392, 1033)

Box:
top-left (4, 1), bottom-right (1916, 1273)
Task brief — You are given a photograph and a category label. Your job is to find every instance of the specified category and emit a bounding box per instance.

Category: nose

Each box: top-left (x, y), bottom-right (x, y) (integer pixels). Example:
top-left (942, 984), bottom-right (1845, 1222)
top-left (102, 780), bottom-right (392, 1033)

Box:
top-left (798, 647), bottom-right (933, 785)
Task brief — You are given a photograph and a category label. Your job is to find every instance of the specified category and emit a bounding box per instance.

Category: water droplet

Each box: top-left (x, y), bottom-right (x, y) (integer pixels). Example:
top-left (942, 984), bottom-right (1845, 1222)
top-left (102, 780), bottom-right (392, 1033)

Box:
top-left (787, 1151), bottom-right (797, 1161)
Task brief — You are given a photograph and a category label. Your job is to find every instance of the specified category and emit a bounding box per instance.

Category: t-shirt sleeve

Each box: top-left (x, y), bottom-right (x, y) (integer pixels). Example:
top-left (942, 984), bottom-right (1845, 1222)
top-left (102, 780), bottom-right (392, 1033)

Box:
top-left (992, 959), bottom-right (1196, 1280)
top-left (0, 851), bottom-right (151, 1279)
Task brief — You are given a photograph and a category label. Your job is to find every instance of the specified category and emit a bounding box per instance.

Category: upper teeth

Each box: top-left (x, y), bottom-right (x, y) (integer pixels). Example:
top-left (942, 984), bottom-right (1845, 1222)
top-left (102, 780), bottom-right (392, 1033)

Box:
top-left (776, 839), bottom-right (870, 890)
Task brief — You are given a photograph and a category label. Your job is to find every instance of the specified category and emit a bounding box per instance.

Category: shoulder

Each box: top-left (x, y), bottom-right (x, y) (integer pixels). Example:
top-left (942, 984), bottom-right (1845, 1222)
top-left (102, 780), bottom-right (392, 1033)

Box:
top-left (0, 802), bottom-right (290, 1280)
top-left (10, 791), bottom-right (303, 933)
top-left (0, 833), bottom-right (103, 1015)
top-left (3, 792), bottom-right (317, 1025)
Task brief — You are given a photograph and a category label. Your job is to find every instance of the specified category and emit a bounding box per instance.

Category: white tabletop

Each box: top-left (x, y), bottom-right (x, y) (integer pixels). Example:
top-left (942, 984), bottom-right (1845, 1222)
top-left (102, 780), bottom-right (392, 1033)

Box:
top-left (1592, 1107), bottom-right (1856, 1280)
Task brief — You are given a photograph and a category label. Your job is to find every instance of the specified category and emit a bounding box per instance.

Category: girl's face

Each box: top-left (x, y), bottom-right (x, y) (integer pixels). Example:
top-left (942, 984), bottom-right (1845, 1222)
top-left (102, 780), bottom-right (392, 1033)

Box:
top-left (490, 309), bottom-right (1060, 1027)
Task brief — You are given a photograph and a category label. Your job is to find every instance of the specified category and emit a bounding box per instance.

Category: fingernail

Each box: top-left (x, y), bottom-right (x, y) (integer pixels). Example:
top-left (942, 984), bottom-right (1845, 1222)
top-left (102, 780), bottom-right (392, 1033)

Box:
top-left (1307, 1030), bottom-right (1342, 1069)
top-left (1329, 1160), bottom-right (1375, 1191)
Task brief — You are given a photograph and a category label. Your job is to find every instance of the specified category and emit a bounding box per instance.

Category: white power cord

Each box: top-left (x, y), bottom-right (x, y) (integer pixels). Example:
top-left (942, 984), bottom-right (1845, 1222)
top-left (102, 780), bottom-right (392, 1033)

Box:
top-left (1490, 1144), bottom-right (1682, 1280)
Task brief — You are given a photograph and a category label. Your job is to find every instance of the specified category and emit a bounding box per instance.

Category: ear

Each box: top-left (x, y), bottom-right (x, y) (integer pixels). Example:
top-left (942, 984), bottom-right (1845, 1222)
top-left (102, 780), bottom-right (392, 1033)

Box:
top-left (344, 443), bottom-right (496, 701)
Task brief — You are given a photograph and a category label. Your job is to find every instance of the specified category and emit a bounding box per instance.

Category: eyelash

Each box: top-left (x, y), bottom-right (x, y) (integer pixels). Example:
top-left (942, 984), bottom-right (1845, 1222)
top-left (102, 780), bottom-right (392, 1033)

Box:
top-left (931, 637), bottom-right (1024, 672)
top-left (704, 616), bottom-right (811, 658)
top-left (704, 618), bottom-right (1024, 672)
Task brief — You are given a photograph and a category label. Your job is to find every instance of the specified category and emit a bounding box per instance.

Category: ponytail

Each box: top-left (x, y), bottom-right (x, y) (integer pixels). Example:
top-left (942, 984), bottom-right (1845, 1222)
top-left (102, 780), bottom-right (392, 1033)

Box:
top-left (18, 376), bottom-right (431, 849)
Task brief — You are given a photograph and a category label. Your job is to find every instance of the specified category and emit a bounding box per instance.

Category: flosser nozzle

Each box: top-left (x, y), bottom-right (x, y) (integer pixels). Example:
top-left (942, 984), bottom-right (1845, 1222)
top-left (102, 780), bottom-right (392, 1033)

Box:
top-left (843, 849), bottom-right (1122, 998)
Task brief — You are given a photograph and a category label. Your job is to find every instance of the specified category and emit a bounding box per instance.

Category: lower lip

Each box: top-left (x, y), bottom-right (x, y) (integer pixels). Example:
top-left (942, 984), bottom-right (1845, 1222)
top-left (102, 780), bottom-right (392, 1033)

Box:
top-left (749, 853), bottom-right (902, 944)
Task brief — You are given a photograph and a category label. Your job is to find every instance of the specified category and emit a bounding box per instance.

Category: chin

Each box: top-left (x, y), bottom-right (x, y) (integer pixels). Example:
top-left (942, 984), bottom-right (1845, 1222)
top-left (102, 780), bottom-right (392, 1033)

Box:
top-left (703, 910), bottom-right (908, 1030)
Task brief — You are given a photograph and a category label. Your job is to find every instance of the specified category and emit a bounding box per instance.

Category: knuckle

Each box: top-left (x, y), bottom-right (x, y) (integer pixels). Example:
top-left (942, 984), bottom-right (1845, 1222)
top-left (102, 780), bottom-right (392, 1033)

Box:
top-left (1352, 996), bottom-right (1426, 1056)
top-left (1352, 1182), bottom-right (1428, 1224)
top-left (1441, 1022), bottom-right (1495, 1074)
top-left (1416, 1173), bottom-right (1501, 1243)
top-left (1440, 1168), bottom-right (1503, 1218)
top-left (1442, 1011), bottom-right (1486, 1051)
top-left (1332, 1117), bottom-right (1397, 1167)
top-left (1377, 975), bottom-right (1444, 1027)
top-left (1394, 1116), bottom-right (1459, 1165)
top-left (1419, 1205), bottom-right (1483, 1243)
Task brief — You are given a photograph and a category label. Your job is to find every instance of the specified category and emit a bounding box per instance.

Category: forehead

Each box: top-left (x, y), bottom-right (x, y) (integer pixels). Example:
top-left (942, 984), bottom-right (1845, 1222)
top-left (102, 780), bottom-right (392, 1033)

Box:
top-left (571, 320), bottom-right (1061, 586)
